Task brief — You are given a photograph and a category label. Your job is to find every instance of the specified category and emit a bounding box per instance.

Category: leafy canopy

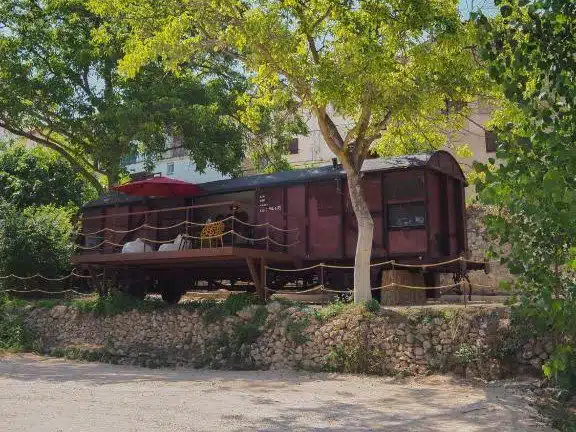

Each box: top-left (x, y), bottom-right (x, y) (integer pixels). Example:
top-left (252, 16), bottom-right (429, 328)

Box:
top-left (474, 0), bottom-right (576, 390)
top-left (91, 0), bottom-right (487, 165)
top-left (0, 0), bottom-right (250, 189)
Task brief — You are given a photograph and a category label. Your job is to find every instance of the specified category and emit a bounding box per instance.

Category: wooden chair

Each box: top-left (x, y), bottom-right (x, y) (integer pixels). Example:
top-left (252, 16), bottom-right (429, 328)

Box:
top-left (200, 219), bottom-right (225, 248)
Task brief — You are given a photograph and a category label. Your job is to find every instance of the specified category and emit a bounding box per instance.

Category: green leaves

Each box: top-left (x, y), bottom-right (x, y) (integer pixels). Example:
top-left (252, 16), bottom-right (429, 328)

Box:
top-left (477, 0), bottom-right (576, 391)
top-left (0, 0), bottom-right (251, 186)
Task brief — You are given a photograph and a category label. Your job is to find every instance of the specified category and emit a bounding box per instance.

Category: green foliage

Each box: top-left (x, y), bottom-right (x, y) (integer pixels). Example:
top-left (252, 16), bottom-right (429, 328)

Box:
top-left (475, 0), bottom-right (576, 391)
top-left (363, 299), bottom-right (381, 314)
top-left (313, 298), bottom-right (353, 323)
top-left (234, 323), bottom-right (262, 346)
top-left (454, 343), bottom-right (479, 366)
top-left (285, 317), bottom-right (310, 345)
top-left (0, 143), bottom-right (96, 209)
top-left (222, 293), bottom-right (259, 315)
top-left (70, 293), bottom-right (165, 316)
top-left (0, 0), bottom-right (249, 188)
top-left (0, 203), bottom-right (75, 282)
top-left (0, 295), bottom-right (37, 351)
top-left (201, 293), bottom-right (259, 324)
top-left (251, 306), bottom-right (269, 327)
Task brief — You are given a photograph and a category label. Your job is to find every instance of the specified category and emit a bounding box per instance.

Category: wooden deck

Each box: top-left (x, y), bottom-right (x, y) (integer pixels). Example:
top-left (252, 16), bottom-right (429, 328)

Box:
top-left (72, 247), bottom-right (298, 299)
top-left (72, 247), bottom-right (296, 267)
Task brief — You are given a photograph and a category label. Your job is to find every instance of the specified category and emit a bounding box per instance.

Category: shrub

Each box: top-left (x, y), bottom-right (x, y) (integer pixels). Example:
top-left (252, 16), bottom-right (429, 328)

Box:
top-left (235, 323), bottom-right (262, 346)
top-left (314, 298), bottom-right (352, 322)
top-left (454, 343), bottom-right (479, 366)
top-left (285, 317), bottom-right (309, 345)
top-left (222, 293), bottom-right (259, 314)
top-left (0, 203), bottom-right (75, 285)
top-left (0, 294), bottom-right (37, 351)
top-left (364, 299), bottom-right (380, 314)
top-left (0, 142), bottom-right (96, 209)
top-left (70, 293), bottom-right (165, 316)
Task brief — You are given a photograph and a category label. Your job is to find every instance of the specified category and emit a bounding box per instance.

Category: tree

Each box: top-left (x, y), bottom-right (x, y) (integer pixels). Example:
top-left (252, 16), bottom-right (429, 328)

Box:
top-left (474, 0), bottom-right (576, 389)
top-left (0, 140), bottom-right (96, 209)
top-left (0, 0), bottom-right (250, 191)
top-left (91, 0), bottom-right (486, 302)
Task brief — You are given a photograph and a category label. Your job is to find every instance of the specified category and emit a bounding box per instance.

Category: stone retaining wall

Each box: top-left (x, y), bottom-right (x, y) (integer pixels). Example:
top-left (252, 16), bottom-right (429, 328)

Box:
top-left (24, 303), bottom-right (551, 379)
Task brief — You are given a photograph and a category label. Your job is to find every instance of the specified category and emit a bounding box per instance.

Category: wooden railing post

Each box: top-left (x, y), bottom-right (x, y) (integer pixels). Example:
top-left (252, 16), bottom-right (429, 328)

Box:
top-left (231, 216), bottom-right (235, 248)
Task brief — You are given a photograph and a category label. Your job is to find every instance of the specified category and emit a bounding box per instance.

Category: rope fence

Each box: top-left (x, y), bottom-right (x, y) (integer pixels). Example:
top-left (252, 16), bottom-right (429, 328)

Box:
top-left (0, 270), bottom-right (101, 281)
top-left (77, 216), bottom-right (300, 237)
top-left (264, 256), bottom-right (498, 295)
top-left (266, 256), bottom-right (493, 272)
top-left (75, 230), bottom-right (300, 250)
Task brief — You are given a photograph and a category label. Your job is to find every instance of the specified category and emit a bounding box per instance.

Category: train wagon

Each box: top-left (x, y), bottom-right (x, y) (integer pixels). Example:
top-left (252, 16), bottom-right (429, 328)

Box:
top-left (72, 150), bottom-right (483, 303)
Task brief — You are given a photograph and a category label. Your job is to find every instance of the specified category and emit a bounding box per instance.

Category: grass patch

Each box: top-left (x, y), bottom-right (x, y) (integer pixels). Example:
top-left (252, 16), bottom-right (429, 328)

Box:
top-left (69, 293), bottom-right (166, 316)
top-left (201, 293), bottom-right (259, 324)
top-left (313, 299), bottom-right (352, 322)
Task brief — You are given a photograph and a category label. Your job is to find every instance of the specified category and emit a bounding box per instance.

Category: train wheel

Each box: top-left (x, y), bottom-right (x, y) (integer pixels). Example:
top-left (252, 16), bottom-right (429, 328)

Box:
top-left (122, 280), bottom-right (147, 300)
top-left (161, 290), bottom-right (183, 304)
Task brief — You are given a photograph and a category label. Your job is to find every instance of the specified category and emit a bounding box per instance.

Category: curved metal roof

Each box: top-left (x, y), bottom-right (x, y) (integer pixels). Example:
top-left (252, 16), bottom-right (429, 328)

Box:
top-left (84, 151), bottom-right (464, 209)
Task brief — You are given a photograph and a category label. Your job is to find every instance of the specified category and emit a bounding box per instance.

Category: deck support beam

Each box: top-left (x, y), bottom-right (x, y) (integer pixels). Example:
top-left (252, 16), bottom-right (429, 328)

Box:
top-left (246, 258), bottom-right (265, 301)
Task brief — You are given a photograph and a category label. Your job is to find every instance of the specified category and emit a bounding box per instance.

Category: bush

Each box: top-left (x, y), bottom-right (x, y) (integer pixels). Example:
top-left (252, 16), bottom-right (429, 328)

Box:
top-left (0, 143), bottom-right (96, 209)
top-left (0, 295), bottom-right (37, 351)
top-left (0, 203), bottom-right (75, 284)
top-left (70, 293), bottom-right (165, 316)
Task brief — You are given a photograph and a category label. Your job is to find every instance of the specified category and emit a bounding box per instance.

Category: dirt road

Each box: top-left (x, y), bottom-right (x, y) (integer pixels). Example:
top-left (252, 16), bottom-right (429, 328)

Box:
top-left (0, 354), bottom-right (553, 431)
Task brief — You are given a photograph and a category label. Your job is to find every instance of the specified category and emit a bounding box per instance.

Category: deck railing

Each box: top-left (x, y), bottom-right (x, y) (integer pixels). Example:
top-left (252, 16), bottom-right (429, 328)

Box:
top-left (76, 201), bottom-right (301, 254)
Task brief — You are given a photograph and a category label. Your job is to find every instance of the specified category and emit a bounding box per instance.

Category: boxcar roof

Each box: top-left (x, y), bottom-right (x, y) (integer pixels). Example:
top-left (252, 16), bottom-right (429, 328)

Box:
top-left (84, 151), bottom-right (464, 209)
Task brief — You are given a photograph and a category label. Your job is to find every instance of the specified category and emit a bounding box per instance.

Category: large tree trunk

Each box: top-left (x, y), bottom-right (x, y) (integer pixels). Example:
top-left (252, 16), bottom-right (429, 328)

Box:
top-left (346, 169), bottom-right (374, 303)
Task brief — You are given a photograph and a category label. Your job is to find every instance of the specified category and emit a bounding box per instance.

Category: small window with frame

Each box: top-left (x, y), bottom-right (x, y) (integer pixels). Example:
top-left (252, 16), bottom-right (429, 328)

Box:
top-left (288, 138), bottom-right (299, 155)
top-left (166, 162), bottom-right (175, 176)
top-left (387, 202), bottom-right (426, 229)
top-left (485, 130), bottom-right (497, 153)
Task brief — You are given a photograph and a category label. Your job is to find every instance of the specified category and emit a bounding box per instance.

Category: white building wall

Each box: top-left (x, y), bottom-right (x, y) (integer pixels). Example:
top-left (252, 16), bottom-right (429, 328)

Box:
top-left (125, 155), bottom-right (229, 183)
top-left (123, 104), bottom-right (495, 184)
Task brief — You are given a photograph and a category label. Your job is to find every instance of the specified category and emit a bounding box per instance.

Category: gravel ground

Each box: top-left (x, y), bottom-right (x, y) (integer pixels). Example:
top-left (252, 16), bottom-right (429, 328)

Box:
top-left (0, 354), bottom-right (553, 432)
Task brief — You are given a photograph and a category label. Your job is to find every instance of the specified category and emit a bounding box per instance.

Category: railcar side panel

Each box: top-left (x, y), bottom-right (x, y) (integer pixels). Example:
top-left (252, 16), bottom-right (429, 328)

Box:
top-left (285, 185), bottom-right (307, 258)
top-left (308, 180), bottom-right (342, 259)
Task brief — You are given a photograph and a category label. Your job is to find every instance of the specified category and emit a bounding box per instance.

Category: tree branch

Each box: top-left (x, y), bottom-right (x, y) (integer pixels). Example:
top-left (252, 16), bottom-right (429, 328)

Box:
top-left (311, 6), bottom-right (333, 30)
top-left (314, 106), bottom-right (345, 157)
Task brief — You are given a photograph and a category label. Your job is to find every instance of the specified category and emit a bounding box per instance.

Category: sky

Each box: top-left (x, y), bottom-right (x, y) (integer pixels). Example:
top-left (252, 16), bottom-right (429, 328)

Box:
top-left (459, 0), bottom-right (498, 17)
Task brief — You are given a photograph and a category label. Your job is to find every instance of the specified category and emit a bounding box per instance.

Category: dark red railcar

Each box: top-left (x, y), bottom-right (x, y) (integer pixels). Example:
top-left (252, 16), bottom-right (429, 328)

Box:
top-left (73, 151), bottom-right (476, 302)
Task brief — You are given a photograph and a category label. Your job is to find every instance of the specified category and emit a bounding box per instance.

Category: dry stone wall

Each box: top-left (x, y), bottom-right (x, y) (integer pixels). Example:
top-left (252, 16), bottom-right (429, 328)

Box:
top-left (24, 303), bottom-right (551, 379)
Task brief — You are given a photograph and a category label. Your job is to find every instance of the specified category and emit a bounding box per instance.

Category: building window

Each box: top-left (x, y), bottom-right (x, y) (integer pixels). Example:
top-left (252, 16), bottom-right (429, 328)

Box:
top-left (122, 153), bottom-right (138, 165)
top-left (388, 202), bottom-right (426, 229)
top-left (166, 162), bottom-right (175, 176)
top-left (288, 138), bottom-right (299, 155)
top-left (485, 130), bottom-right (497, 153)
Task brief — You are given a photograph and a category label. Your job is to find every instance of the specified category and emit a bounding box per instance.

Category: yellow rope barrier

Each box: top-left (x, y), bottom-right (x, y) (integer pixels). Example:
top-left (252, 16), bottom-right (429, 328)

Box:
top-left (266, 257), bottom-right (489, 273)
top-left (0, 288), bottom-right (94, 296)
top-left (77, 216), bottom-right (300, 237)
top-left (264, 281), bottom-right (465, 295)
top-left (0, 270), bottom-right (103, 280)
top-left (76, 230), bottom-right (301, 250)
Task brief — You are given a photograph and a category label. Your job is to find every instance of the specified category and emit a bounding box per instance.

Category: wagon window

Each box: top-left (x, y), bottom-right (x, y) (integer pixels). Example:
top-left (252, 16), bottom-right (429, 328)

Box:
top-left (388, 202), bottom-right (426, 228)
top-left (383, 174), bottom-right (424, 201)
